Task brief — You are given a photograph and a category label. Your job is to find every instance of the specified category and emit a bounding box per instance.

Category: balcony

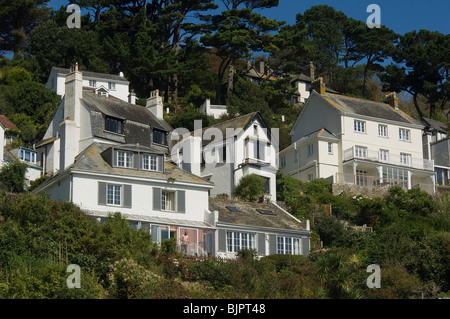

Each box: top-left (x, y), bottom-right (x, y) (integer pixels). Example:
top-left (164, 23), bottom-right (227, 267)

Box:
top-left (344, 147), bottom-right (434, 171)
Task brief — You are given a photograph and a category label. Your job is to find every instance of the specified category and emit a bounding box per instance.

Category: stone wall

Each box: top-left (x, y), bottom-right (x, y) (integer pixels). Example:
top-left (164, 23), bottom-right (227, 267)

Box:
top-left (332, 183), bottom-right (391, 198)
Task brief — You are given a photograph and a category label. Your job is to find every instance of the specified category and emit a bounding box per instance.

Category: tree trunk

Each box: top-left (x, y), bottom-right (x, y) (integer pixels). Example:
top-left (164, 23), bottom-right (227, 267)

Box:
top-left (413, 94), bottom-right (425, 119)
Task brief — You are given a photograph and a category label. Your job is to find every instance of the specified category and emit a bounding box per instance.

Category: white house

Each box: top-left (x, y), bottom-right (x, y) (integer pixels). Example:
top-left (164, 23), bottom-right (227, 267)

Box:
top-left (37, 64), bottom-right (172, 176)
top-left (199, 98), bottom-right (228, 119)
top-left (279, 78), bottom-right (436, 193)
top-left (422, 117), bottom-right (450, 187)
top-left (45, 66), bottom-right (134, 103)
top-left (173, 112), bottom-right (279, 202)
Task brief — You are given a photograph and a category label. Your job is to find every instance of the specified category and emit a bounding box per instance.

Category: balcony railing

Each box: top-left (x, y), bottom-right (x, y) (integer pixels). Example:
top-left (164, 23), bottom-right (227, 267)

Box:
top-left (344, 147), bottom-right (434, 171)
top-left (336, 173), bottom-right (408, 189)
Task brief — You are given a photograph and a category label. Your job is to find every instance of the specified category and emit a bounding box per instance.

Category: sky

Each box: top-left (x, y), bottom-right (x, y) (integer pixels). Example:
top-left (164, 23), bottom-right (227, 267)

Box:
top-left (49, 0), bottom-right (450, 35)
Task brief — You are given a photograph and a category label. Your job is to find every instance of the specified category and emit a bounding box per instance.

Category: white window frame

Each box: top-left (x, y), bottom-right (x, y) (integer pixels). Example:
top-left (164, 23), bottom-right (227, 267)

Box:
top-left (108, 82), bottom-right (116, 90)
top-left (355, 146), bottom-right (367, 158)
top-left (328, 142), bottom-right (333, 154)
top-left (107, 184), bottom-right (122, 206)
top-left (379, 149), bottom-right (389, 162)
top-left (307, 144), bottom-right (314, 157)
top-left (117, 151), bottom-right (133, 168)
top-left (226, 231), bottom-right (256, 253)
top-left (354, 120), bottom-right (366, 133)
top-left (400, 153), bottom-right (411, 166)
top-left (399, 128), bottom-right (410, 141)
top-left (89, 80), bottom-right (97, 87)
top-left (161, 190), bottom-right (175, 212)
top-left (277, 236), bottom-right (301, 255)
top-left (143, 154), bottom-right (158, 171)
top-left (378, 124), bottom-right (388, 137)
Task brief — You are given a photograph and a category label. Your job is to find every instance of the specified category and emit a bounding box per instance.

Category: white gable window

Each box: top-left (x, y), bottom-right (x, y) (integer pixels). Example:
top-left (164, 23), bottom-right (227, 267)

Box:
top-left (378, 124), bottom-right (388, 137)
top-left (354, 120), bottom-right (366, 133)
top-left (399, 128), bottom-right (410, 141)
top-left (117, 151), bottom-right (133, 168)
top-left (143, 154), bottom-right (158, 171)
top-left (328, 142), bottom-right (333, 154)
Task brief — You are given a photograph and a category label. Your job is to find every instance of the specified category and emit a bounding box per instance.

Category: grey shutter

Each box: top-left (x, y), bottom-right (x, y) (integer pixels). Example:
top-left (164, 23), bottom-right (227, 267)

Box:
top-left (302, 237), bottom-right (310, 255)
top-left (257, 233), bottom-right (266, 256)
top-left (177, 190), bottom-right (185, 213)
top-left (218, 229), bottom-right (226, 252)
top-left (253, 140), bottom-right (257, 159)
top-left (158, 155), bottom-right (164, 172)
top-left (260, 142), bottom-right (265, 161)
top-left (123, 185), bottom-right (132, 208)
top-left (112, 150), bottom-right (117, 167)
top-left (153, 187), bottom-right (161, 211)
top-left (134, 153), bottom-right (140, 170)
top-left (98, 182), bottom-right (107, 205)
top-left (269, 234), bottom-right (277, 255)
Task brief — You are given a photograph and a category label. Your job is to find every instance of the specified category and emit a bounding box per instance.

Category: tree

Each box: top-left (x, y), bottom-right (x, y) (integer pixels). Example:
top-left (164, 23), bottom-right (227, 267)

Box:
top-left (0, 160), bottom-right (28, 192)
top-left (380, 30), bottom-right (450, 118)
top-left (232, 174), bottom-right (266, 202)
top-left (198, 0), bottom-right (284, 104)
top-left (0, 0), bottom-right (50, 56)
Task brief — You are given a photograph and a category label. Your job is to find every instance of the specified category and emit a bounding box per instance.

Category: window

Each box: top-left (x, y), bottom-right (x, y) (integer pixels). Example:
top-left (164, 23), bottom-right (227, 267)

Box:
top-left (226, 231), bottom-right (255, 253)
top-left (255, 140), bottom-right (265, 160)
top-left (379, 149), bottom-right (389, 162)
top-left (356, 170), bottom-right (368, 186)
top-left (105, 116), bottom-right (124, 134)
top-left (89, 80), bottom-right (97, 87)
top-left (107, 184), bottom-right (121, 206)
top-left (328, 142), bottom-right (333, 154)
top-left (354, 120), bottom-right (366, 133)
top-left (378, 124), bottom-right (388, 137)
top-left (117, 151), bottom-right (133, 168)
top-left (143, 154), bottom-right (158, 171)
top-left (277, 237), bottom-right (301, 255)
top-left (307, 144), bottom-right (314, 157)
top-left (153, 129), bottom-right (168, 145)
top-left (161, 190), bottom-right (175, 211)
top-left (399, 128), bottom-right (410, 141)
top-left (253, 125), bottom-right (258, 136)
top-left (108, 82), bottom-right (116, 90)
top-left (355, 146), bottom-right (367, 158)
top-left (400, 153), bottom-right (411, 166)
top-left (280, 156), bottom-right (286, 168)
top-left (20, 149), bottom-right (36, 163)
top-left (294, 150), bottom-right (299, 163)
top-left (308, 173), bottom-right (314, 182)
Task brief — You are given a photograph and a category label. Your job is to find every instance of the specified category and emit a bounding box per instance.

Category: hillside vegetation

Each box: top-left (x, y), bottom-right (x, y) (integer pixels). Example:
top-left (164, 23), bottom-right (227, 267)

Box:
top-left (0, 178), bottom-right (448, 299)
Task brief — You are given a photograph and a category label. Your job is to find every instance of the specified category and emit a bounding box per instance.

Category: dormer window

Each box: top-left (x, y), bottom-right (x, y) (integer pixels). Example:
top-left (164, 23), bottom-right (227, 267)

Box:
top-left (153, 129), bottom-right (168, 145)
top-left (143, 154), bottom-right (158, 171)
top-left (105, 116), bottom-right (124, 134)
top-left (20, 148), bottom-right (36, 163)
top-left (117, 151), bottom-right (133, 168)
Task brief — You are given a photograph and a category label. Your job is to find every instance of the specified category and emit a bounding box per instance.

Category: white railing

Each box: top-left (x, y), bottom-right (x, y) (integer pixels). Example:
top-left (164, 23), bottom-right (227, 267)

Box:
top-left (344, 147), bottom-right (434, 171)
top-left (335, 173), bottom-right (408, 189)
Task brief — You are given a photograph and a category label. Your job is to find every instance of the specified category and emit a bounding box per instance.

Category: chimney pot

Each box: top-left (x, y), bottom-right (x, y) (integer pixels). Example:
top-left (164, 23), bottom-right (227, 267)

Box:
top-left (311, 77), bottom-right (326, 95)
top-left (386, 92), bottom-right (399, 110)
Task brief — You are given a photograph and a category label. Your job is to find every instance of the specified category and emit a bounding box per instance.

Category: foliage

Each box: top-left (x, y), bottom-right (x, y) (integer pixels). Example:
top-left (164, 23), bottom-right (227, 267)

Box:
top-left (0, 160), bottom-right (28, 193)
top-left (232, 174), bottom-right (266, 202)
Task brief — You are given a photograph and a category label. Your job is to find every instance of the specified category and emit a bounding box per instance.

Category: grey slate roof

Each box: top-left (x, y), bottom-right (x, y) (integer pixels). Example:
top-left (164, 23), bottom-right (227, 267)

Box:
top-left (422, 117), bottom-right (448, 134)
top-left (210, 197), bottom-right (308, 232)
top-left (82, 90), bottom-right (172, 132)
top-left (52, 67), bottom-right (128, 82)
top-left (322, 93), bottom-right (421, 125)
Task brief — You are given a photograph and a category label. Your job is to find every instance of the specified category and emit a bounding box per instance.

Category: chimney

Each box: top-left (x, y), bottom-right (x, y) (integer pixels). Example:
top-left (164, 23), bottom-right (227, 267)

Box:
top-left (311, 77), bottom-right (326, 95)
top-left (128, 90), bottom-right (136, 104)
top-left (386, 92), bottom-right (399, 110)
top-left (310, 61), bottom-right (315, 80)
top-left (146, 89), bottom-right (163, 120)
top-left (60, 63), bottom-right (82, 171)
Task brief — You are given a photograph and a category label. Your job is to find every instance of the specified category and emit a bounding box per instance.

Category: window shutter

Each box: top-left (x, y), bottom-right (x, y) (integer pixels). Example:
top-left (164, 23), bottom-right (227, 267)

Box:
top-left (253, 140), bottom-right (257, 159)
top-left (177, 190), bottom-right (185, 213)
top-left (98, 182), bottom-right (107, 205)
top-left (158, 155), bottom-right (164, 172)
top-left (269, 234), bottom-right (276, 255)
top-left (153, 187), bottom-right (161, 211)
top-left (302, 237), bottom-right (310, 255)
top-left (134, 153), bottom-right (140, 169)
top-left (112, 150), bottom-right (117, 167)
top-left (260, 142), bottom-right (265, 161)
top-left (124, 185), bottom-right (132, 208)
top-left (257, 233), bottom-right (266, 256)
top-left (218, 229), bottom-right (226, 252)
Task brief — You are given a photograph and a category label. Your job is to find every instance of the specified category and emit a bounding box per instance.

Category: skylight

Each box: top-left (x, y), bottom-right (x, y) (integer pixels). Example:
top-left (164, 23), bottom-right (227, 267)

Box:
top-left (226, 206), bottom-right (240, 212)
top-left (256, 209), bottom-right (277, 216)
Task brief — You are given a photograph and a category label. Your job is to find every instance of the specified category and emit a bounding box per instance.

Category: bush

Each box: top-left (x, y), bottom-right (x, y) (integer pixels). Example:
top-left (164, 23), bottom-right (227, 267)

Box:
top-left (232, 174), bottom-right (266, 202)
